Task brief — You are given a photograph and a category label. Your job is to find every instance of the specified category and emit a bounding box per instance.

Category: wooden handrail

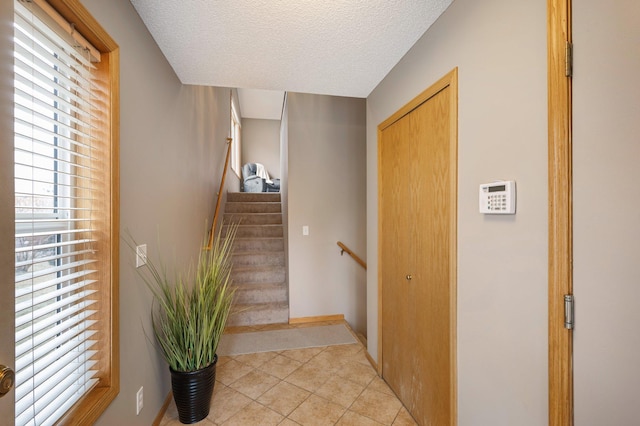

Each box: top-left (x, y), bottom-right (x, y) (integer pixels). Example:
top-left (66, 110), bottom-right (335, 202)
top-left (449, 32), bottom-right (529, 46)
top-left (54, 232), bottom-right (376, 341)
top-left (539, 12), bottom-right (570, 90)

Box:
top-left (206, 137), bottom-right (233, 250)
top-left (337, 241), bottom-right (367, 270)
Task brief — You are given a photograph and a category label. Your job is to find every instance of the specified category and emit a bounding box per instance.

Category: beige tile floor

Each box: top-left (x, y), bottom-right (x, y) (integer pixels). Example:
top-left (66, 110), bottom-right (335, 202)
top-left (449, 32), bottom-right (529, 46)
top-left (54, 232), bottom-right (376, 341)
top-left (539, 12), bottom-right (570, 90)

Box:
top-left (160, 322), bottom-right (417, 426)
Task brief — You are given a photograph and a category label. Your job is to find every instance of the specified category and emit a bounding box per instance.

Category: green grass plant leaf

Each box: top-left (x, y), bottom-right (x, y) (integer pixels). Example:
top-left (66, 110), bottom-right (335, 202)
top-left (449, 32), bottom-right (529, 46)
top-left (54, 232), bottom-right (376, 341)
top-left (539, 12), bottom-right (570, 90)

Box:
top-left (126, 224), bottom-right (238, 372)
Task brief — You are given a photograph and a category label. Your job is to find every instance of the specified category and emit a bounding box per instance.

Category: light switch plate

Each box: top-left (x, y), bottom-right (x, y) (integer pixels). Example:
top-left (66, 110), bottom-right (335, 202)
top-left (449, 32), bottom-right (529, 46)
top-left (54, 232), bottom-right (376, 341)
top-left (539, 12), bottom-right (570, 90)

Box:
top-left (136, 244), bottom-right (147, 268)
top-left (136, 386), bottom-right (143, 415)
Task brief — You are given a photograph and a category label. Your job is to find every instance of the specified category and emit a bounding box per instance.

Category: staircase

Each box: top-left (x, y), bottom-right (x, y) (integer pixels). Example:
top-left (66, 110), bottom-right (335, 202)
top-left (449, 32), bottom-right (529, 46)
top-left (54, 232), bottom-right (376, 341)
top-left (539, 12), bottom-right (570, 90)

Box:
top-left (223, 192), bottom-right (288, 326)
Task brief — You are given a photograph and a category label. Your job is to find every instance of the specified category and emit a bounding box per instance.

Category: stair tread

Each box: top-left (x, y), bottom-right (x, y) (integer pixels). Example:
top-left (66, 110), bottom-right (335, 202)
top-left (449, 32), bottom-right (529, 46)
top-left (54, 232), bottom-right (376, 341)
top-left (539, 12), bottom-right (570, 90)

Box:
top-left (227, 193), bottom-right (281, 203)
top-left (226, 205), bottom-right (281, 207)
top-left (224, 225), bottom-right (283, 238)
top-left (225, 212), bottom-right (282, 215)
top-left (232, 250), bottom-right (285, 255)
top-left (232, 264), bottom-right (285, 270)
top-left (232, 240), bottom-right (285, 252)
top-left (234, 239), bottom-right (284, 243)
top-left (226, 225), bottom-right (284, 230)
top-left (226, 203), bottom-right (282, 206)
top-left (233, 281), bottom-right (286, 288)
top-left (228, 305), bottom-right (288, 326)
top-left (235, 236), bottom-right (283, 239)
top-left (231, 223), bottom-right (283, 227)
top-left (233, 237), bottom-right (284, 241)
top-left (233, 284), bottom-right (287, 289)
top-left (225, 204), bottom-right (282, 213)
top-left (232, 302), bottom-right (288, 310)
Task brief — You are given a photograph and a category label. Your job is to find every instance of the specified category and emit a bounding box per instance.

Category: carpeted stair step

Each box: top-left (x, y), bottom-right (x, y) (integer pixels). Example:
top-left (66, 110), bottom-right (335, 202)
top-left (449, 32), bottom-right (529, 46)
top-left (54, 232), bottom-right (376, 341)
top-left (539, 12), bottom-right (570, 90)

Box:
top-left (232, 251), bottom-right (285, 267)
top-left (231, 265), bottom-right (286, 284)
top-left (232, 237), bottom-right (284, 252)
top-left (224, 212), bottom-right (283, 225)
top-left (227, 192), bottom-right (281, 203)
top-left (225, 202), bottom-right (282, 214)
top-left (232, 282), bottom-right (287, 304)
top-left (227, 302), bottom-right (289, 326)
top-left (223, 224), bottom-right (283, 238)
top-left (224, 191), bottom-right (288, 327)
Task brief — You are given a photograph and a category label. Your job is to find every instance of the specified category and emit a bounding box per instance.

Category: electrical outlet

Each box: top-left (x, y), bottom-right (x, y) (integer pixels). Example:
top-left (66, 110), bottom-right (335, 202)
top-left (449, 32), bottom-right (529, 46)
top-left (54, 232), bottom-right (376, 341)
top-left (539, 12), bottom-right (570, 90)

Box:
top-left (136, 244), bottom-right (147, 268)
top-left (136, 386), bottom-right (143, 415)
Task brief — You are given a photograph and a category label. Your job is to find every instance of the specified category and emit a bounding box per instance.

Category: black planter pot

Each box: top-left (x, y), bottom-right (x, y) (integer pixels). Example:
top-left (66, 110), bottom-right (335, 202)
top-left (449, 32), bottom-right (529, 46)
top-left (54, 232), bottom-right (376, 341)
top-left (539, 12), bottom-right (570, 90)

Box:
top-left (170, 355), bottom-right (218, 424)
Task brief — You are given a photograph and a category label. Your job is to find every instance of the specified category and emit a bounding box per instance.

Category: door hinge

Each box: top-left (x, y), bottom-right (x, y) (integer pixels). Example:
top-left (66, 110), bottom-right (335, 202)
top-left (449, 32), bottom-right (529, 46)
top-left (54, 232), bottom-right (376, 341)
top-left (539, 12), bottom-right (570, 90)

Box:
top-left (565, 41), bottom-right (573, 78)
top-left (564, 294), bottom-right (574, 329)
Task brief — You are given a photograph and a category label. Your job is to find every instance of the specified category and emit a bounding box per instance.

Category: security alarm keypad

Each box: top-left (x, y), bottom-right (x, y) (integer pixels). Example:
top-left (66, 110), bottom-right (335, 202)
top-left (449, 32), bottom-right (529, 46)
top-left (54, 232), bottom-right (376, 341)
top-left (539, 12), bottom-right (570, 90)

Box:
top-left (479, 180), bottom-right (516, 214)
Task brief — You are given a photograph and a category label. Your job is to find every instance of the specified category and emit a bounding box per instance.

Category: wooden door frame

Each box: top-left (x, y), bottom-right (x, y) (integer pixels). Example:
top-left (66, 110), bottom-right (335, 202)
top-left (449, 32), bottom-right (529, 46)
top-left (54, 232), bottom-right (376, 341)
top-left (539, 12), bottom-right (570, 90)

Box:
top-left (0, 0), bottom-right (15, 421)
top-left (548, 0), bottom-right (573, 424)
top-left (377, 67), bottom-right (458, 424)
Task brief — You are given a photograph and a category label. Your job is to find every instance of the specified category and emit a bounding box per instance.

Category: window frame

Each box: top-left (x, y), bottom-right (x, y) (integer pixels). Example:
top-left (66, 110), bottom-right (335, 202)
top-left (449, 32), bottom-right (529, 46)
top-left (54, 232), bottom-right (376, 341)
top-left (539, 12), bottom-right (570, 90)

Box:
top-left (15, 1), bottom-right (120, 424)
top-left (230, 94), bottom-right (241, 177)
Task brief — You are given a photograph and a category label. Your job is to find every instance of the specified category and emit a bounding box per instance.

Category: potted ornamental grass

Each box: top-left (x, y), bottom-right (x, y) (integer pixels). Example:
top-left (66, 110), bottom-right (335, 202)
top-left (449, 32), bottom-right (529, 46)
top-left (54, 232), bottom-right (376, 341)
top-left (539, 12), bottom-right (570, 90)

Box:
top-left (132, 224), bottom-right (238, 424)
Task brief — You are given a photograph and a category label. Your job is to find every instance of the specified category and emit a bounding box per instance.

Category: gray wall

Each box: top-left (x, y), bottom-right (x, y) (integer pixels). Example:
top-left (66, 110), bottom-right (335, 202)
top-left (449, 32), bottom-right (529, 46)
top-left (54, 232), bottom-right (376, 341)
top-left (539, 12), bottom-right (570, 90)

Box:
top-left (77, 0), bottom-right (240, 424)
top-left (573, 0), bottom-right (640, 423)
top-left (366, 0), bottom-right (548, 424)
top-left (242, 118), bottom-right (281, 180)
top-left (287, 93), bottom-right (367, 334)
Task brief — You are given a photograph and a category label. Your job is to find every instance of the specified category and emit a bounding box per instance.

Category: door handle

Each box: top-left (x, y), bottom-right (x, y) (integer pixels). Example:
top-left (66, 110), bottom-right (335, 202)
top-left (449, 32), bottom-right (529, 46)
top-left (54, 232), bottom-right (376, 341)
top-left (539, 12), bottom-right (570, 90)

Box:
top-left (406, 274), bottom-right (412, 281)
top-left (0, 365), bottom-right (15, 398)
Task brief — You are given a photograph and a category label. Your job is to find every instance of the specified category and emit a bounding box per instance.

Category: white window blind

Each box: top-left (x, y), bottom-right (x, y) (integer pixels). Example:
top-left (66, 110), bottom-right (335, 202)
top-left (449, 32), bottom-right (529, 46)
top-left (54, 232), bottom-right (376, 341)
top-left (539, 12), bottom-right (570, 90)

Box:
top-left (14, 1), bottom-right (101, 425)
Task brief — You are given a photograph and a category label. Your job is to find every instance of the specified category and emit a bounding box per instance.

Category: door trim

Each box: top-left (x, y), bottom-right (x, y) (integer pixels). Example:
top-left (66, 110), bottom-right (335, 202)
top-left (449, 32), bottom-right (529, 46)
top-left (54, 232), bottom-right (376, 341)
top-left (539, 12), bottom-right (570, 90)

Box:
top-left (377, 67), bottom-right (458, 424)
top-left (548, 0), bottom-right (573, 424)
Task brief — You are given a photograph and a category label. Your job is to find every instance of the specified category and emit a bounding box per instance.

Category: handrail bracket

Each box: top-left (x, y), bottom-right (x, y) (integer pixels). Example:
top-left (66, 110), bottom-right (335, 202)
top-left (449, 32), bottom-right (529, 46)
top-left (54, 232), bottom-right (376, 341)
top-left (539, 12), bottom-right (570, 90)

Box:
top-left (336, 241), bottom-right (366, 269)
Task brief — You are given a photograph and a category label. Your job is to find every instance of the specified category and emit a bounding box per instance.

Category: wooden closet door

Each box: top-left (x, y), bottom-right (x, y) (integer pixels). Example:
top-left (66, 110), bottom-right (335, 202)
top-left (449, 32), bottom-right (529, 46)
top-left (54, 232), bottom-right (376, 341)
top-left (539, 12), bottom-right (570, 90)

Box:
top-left (380, 110), bottom-right (413, 409)
top-left (409, 86), bottom-right (453, 425)
top-left (379, 70), bottom-right (457, 426)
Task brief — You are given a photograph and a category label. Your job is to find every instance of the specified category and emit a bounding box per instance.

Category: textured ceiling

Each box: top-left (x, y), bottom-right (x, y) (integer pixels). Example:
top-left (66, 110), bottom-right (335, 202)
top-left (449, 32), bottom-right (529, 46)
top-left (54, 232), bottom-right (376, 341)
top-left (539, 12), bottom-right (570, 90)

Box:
top-left (129, 0), bottom-right (453, 99)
